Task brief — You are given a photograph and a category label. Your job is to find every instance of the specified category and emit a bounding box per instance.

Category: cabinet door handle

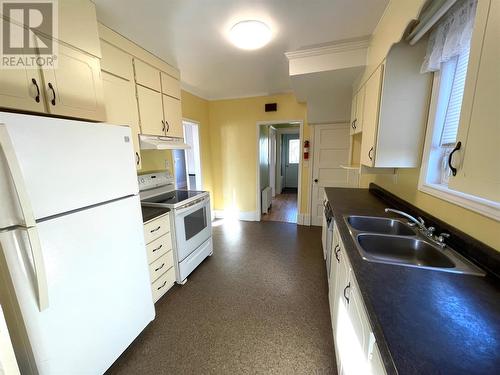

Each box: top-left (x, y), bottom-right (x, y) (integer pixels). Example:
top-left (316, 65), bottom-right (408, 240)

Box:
top-left (154, 263), bottom-right (165, 272)
top-left (352, 119), bottom-right (357, 129)
top-left (150, 226), bottom-right (161, 233)
top-left (343, 282), bottom-right (351, 304)
top-left (152, 244), bottom-right (163, 252)
top-left (161, 120), bottom-right (165, 132)
top-left (32, 78), bottom-right (40, 103)
top-left (165, 120), bottom-right (170, 132)
top-left (368, 146), bottom-right (374, 161)
top-left (47, 82), bottom-right (56, 105)
top-left (334, 245), bottom-right (340, 263)
top-left (448, 141), bottom-right (461, 176)
top-left (157, 280), bottom-right (167, 290)
top-left (135, 152), bottom-right (140, 166)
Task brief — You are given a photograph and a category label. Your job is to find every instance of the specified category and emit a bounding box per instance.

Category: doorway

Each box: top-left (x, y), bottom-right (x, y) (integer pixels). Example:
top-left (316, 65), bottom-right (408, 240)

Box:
top-left (173, 120), bottom-right (202, 190)
top-left (257, 122), bottom-right (301, 224)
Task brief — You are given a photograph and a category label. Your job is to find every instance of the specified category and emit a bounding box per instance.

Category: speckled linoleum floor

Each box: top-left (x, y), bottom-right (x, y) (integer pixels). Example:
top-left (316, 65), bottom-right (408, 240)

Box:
top-left (106, 220), bottom-right (336, 375)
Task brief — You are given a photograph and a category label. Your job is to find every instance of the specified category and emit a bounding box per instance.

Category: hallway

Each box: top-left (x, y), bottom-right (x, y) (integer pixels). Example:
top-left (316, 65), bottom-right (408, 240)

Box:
top-left (107, 221), bottom-right (336, 374)
top-left (262, 190), bottom-right (298, 223)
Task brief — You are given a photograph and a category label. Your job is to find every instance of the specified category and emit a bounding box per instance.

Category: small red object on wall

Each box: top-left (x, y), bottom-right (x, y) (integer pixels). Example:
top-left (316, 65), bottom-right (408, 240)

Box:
top-left (303, 140), bottom-right (310, 160)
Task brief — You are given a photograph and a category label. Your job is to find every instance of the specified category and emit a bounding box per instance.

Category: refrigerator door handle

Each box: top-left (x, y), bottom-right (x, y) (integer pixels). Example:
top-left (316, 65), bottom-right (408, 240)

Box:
top-left (0, 124), bottom-right (49, 311)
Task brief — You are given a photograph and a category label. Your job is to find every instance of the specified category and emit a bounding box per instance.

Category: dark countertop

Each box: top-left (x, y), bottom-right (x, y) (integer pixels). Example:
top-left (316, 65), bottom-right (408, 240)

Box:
top-left (324, 187), bottom-right (500, 375)
top-left (141, 206), bottom-right (170, 223)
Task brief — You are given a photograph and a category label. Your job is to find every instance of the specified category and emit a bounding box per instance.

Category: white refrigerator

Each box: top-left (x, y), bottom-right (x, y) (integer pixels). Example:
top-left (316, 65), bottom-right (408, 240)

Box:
top-left (0, 112), bottom-right (155, 374)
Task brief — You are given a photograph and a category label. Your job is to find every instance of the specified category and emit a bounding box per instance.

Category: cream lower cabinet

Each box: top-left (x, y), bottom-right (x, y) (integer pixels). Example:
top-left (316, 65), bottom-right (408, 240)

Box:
top-left (162, 94), bottom-right (183, 137)
top-left (136, 85), bottom-right (165, 136)
top-left (102, 72), bottom-right (142, 170)
top-left (41, 42), bottom-right (105, 121)
top-left (448, 0), bottom-right (499, 203)
top-left (144, 213), bottom-right (175, 303)
top-left (329, 222), bottom-right (386, 375)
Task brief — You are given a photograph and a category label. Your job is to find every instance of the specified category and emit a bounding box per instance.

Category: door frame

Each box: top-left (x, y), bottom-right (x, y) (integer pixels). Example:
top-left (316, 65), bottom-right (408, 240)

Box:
top-left (182, 118), bottom-right (203, 190)
top-left (255, 120), bottom-right (305, 223)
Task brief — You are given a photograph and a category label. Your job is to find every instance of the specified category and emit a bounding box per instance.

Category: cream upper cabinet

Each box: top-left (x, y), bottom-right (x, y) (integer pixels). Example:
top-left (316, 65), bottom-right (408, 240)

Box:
top-left (102, 72), bottom-right (142, 170)
top-left (360, 65), bottom-right (383, 167)
top-left (137, 85), bottom-right (165, 136)
top-left (162, 95), bottom-right (183, 138)
top-left (0, 68), bottom-right (45, 113)
top-left (354, 86), bottom-right (365, 134)
top-left (58, 0), bottom-right (101, 57)
top-left (100, 41), bottom-right (134, 80)
top-left (134, 59), bottom-right (161, 92)
top-left (350, 94), bottom-right (357, 135)
top-left (161, 72), bottom-right (181, 99)
top-left (449, 0), bottom-right (499, 202)
top-left (359, 41), bottom-right (431, 168)
top-left (41, 42), bottom-right (105, 121)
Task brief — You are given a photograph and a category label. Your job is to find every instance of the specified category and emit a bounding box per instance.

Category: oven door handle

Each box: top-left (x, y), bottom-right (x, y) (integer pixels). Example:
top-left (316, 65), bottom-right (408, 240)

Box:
top-left (175, 197), bottom-right (209, 215)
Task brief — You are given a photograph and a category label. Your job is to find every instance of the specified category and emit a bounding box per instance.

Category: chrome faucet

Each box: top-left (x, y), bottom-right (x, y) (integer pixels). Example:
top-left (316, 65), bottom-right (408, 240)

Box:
top-left (384, 208), bottom-right (427, 231)
top-left (385, 208), bottom-right (450, 246)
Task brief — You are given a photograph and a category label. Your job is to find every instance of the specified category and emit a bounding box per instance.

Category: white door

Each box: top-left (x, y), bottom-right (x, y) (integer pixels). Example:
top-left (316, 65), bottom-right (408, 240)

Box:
top-left (0, 196), bottom-right (154, 375)
top-left (283, 133), bottom-right (300, 188)
top-left (0, 112), bottom-right (138, 225)
top-left (311, 123), bottom-right (351, 226)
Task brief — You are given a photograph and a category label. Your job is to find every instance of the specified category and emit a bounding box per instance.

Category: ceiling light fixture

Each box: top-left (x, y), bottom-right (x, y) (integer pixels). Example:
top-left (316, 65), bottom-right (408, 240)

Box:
top-left (229, 20), bottom-right (272, 50)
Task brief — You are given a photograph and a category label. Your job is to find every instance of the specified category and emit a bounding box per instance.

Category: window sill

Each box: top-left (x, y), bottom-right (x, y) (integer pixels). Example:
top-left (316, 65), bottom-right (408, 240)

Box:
top-left (418, 182), bottom-right (500, 221)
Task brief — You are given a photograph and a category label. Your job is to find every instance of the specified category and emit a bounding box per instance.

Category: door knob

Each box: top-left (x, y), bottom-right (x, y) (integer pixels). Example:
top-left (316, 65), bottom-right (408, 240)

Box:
top-left (314, 179), bottom-right (318, 183)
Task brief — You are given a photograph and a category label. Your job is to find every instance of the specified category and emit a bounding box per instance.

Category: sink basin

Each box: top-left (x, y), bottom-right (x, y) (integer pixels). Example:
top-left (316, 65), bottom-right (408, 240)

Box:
top-left (357, 234), bottom-right (455, 268)
top-left (346, 215), bottom-right (415, 236)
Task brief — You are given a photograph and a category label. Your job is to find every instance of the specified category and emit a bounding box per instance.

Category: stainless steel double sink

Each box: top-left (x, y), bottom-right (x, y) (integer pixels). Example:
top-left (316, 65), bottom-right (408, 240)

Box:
top-left (344, 215), bottom-right (485, 276)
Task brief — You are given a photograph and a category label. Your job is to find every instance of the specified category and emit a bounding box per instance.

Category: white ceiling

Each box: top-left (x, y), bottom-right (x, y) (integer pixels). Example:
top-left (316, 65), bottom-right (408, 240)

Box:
top-left (94, 0), bottom-right (388, 100)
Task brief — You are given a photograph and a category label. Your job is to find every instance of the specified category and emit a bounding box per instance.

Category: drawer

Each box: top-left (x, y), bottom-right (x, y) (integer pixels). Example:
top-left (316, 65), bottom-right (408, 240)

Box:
top-left (134, 59), bottom-right (161, 92)
top-left (160, 71), bottom-right (181, 99)
top-left (152, 266), bottom-right (175, 303)
top-left (144, 214), bottom-right (170, 244)
top-left (149, 250), bottom-right (174, 282)
top-left (146, 233), bottom-right (172, 263)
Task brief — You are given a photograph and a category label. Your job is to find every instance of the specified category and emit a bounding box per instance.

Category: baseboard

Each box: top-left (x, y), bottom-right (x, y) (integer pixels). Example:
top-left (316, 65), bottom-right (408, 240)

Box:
top-left (213, 210), bottom-right (260, 222)
top-left (297, 214), bottom-right (311, 226)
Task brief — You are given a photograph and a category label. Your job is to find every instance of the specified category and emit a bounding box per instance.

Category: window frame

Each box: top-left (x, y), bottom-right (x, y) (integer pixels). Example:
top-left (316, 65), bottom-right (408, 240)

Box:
top-left (287, 138), bottom-right (300, 165)
top-left (418, 70), bottom-right (500, 220)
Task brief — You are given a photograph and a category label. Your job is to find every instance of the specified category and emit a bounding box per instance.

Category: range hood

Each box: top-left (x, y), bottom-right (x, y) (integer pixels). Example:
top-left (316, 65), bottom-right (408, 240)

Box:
top-left (139, 134), bottom-right (190, 150)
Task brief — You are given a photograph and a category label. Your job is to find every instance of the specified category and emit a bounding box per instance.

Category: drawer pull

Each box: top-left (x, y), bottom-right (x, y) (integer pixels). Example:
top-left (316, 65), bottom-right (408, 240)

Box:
top-left (157, 280), bottom-right (167, 290)
top-left (155, 263), bottom-right (165, 272)
top-left (48, 82), bottom-right (56, 105)
top-left (150, 226), bottom-right (161, 233)
top-left (343, 282), bottom-right (351, 304)
top-left (152, 244), bottom-right (163, 252)
top-left (334, 245), bottom-right (341, 263)
top-left (32, 78), bottom-right (40, 102)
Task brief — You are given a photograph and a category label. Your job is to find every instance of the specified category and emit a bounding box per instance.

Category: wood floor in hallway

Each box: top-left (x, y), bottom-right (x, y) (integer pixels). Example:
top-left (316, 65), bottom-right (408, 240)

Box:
top-left (106, 221), bottom-right (336, 374)
top-left (261, 192), bottom-right (298, 223)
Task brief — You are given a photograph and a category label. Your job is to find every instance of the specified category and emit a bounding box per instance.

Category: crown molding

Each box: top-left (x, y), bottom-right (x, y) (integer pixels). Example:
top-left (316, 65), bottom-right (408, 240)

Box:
top-left (285, 36), bottom-right (371, 60)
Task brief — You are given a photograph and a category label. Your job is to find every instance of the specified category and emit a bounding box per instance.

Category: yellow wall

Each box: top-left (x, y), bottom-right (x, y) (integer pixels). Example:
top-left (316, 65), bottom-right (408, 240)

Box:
top-left (209, 93), bottom-right (310, 216)
top-left (356, 0), bottom-right (499, 250)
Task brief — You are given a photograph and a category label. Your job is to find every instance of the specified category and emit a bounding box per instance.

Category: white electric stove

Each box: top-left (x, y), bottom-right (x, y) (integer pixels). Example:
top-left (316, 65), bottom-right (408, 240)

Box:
top-left (139, 172), bottom-right (213, 284)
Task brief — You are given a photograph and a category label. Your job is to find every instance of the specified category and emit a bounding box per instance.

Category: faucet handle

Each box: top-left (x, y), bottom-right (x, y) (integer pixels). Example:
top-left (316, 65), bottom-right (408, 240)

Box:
top-left (427, 226), bottom-right (435, 235)
top-left (417, 217), bottom-right (425, 225)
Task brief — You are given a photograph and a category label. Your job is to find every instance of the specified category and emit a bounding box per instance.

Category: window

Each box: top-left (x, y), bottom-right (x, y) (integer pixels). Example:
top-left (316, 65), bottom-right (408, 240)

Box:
top-left (424, 46), bottom-right (471, 187)
top-left (288, 139), bottom-right (300, 164)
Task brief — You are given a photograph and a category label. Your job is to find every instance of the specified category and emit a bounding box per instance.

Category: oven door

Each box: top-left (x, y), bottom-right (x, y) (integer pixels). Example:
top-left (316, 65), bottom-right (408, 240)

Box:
top-left (174, 196), bottom-right (212, 261)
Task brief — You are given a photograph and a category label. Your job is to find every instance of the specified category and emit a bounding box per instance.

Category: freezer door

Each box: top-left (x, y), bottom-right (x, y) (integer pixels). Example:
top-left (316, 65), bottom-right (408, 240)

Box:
top-left (0, 111), bottom-right (138, 226)
top-left (0, 196), bottom-right (155, 375)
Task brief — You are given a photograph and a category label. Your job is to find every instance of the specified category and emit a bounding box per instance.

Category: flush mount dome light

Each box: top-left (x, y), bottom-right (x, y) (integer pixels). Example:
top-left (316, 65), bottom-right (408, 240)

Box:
top-left (229, 20), bottom-right (272, 50)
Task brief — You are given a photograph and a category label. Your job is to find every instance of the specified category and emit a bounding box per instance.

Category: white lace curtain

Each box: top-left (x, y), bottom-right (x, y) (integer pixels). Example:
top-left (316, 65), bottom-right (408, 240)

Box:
top-left (421, 0), bottom-right (478, 73)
